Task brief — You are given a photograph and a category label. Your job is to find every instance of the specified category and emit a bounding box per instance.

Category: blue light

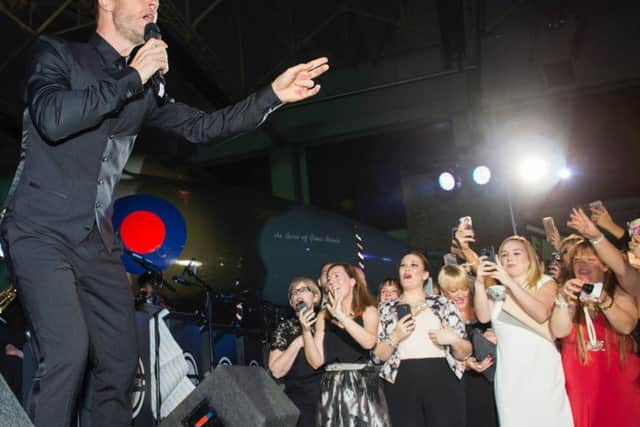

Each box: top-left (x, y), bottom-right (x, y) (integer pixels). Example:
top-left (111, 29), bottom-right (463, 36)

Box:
top-left (472, 166), bottom-right (491, 185)
top-left (438, 172), bottom-right (456, 191)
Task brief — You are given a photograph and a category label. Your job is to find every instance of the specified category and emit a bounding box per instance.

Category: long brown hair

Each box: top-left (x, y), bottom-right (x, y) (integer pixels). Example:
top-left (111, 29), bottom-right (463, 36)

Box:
top-left (326, 263), bottom-right (376, 319)
top-left (568, 239), bottom-right (628, 366)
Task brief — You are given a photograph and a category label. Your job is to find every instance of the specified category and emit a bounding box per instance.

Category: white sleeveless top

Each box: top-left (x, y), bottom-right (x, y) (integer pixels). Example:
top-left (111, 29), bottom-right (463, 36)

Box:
top-left (492, 275), bottom-right (574, 427)
top-left (397, 308), bottom-right (446, 360)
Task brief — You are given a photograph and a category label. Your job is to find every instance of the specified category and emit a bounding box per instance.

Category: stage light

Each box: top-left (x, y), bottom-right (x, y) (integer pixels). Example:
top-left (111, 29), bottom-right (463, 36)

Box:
top-left (438, 172), bottom-right (456, 191)
top-left (518, 155), bottom-right (547, 182)
top-left (559, 167), bottom-right (572, 179)
top-left (472, 166), bottom-right (492, 185)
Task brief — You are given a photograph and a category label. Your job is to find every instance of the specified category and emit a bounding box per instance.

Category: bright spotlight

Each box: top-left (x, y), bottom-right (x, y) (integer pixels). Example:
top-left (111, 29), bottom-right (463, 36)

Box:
top-left (519, 155), bottom-right (547, 182)
top-left (438, 172), bottom-right (456, 191)
top-left (472, 166), bottom-right (492, 185)
top-left (559, 167), bottom-right (572, 179)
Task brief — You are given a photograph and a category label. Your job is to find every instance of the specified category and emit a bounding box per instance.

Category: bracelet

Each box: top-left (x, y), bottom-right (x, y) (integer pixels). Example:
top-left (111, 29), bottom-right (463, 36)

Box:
top-left (554, 298), bottom-right (569, 309)
top-left (599, 297), bottom-right (615, 312)
top-left (383, 336), bottom-right (398, 349)
top-left (589, 234), bottom-right (605, 246)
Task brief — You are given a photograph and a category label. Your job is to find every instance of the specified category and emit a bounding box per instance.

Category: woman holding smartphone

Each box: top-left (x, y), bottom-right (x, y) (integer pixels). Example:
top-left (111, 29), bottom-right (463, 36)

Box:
top-left (474, 236), bottom-right (573, 427)
top-left (298, 263), bottom-right (389, 427)
top-left (373, 251), bottom-right (471, 427)
top-left (439, 265), bottom-right (498, 427)
top-left (550, 237), bottom-right (640, 426)
top-left (268, 277), bottom-right (323, 427)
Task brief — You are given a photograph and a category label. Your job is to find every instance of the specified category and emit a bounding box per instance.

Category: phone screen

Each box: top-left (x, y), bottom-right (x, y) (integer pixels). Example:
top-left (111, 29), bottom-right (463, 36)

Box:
top-left (443, 253), bottom-right (458, 266)
top-left (396, 304), bottom-right (411, 319)
top-left (542, 217), bottom-right (556, 240)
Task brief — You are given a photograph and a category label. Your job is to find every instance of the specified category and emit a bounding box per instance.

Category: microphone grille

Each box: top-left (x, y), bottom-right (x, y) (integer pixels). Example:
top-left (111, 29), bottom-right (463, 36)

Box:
top-left (143, 22), bottom-right (162, 41)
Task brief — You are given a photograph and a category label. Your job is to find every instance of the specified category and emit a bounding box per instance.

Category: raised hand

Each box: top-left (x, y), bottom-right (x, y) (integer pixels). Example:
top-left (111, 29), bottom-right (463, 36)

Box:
top-left (454, 226), bottom-right (476, 250)
top-left (560, 278), bottom-right (583, 305)
top-left (546, 223), bottom-right (562, 251)
top-left (475, 256), bottom-right (496, 283)
top-left (392, 314), bottom-right (416, 342)
top-left (490, 258), bottom-right (517, 290)
top-left (272, 57), bottom-right (329, 103)
top-left (589, 202), bottom-right (614, 229)
top-left (297, 307), bottom-right (317, 331)
top-left (326, 287), bottom-right (346, 321)
top-left (567, 208), bottom-right (601, 240)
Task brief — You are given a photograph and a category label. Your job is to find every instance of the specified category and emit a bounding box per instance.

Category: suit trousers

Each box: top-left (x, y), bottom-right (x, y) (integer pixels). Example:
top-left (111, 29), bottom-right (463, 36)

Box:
top-left (1, 219), bottom-right (137, 427)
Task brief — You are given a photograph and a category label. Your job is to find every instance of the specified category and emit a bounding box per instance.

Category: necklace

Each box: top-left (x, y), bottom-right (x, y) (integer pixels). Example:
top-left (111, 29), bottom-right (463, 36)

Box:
top-left (400, 300), bottom-right (428, 315)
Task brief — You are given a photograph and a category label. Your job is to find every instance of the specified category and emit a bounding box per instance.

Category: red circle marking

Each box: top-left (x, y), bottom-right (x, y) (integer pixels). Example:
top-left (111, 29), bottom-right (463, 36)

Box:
top-left (120, 211), bottom-right (166, 254)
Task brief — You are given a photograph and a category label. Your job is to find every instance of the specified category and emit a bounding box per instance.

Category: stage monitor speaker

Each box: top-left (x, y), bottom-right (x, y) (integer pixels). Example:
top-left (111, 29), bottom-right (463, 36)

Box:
top-left (0, 373), bottom-right (32, 427)
top-left (159, 366), bottom-right (299, 427)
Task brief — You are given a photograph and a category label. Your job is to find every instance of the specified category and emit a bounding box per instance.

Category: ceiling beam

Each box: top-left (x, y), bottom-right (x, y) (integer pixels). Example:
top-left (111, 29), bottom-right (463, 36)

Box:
top-left (0, 0), bottom-right (74, 74)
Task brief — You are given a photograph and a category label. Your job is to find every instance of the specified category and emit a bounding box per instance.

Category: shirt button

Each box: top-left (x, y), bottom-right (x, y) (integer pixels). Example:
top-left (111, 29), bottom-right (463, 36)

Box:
top-left (109, 135), bottom-right (115, 140)
top-left (102, 156), bottom-right (108, 162)
top-left (98, 179), bottom-right (104, 185)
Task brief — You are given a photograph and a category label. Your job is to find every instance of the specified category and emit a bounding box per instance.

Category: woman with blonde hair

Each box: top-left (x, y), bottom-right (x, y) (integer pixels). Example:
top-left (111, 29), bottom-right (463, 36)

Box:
top-left (474, 236), bottom-right (573, 427)
top-left (268, 277), bottom-right (323, 427)
top-left (298, 263), bottom-right (389, 426)
top-left (439, 265), bottom-right (498, 427)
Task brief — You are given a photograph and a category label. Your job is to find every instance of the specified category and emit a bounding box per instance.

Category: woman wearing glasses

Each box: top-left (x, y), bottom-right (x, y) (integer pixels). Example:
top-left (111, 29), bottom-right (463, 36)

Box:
top-left (269, 277), bottom-right (323, 427)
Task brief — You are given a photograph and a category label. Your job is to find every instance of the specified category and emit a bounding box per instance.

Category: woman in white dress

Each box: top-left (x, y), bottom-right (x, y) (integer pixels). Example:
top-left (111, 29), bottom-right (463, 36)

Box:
top-left (473, 235), bottom-right (573, 427)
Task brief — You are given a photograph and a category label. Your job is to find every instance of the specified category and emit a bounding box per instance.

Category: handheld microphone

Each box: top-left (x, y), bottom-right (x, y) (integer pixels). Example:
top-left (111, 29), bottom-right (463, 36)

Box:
top-left (143, 22), bottom-right (168, 102)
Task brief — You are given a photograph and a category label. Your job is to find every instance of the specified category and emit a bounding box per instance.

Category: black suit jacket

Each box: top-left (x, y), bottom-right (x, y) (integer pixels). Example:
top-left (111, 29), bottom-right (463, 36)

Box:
top-left (2, 33), bottom-right (281, 250)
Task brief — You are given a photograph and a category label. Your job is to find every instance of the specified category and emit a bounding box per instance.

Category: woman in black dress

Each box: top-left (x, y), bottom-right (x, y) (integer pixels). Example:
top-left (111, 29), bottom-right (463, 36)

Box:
top-left (299, 263), bottom-right (390, 427)
top-left (269, 277), bottom-right (323, 427)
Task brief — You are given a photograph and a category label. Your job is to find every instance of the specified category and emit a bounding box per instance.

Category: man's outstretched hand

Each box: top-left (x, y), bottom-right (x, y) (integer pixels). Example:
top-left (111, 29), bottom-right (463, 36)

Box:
top-left (272, 57), bottom-right (329, 103)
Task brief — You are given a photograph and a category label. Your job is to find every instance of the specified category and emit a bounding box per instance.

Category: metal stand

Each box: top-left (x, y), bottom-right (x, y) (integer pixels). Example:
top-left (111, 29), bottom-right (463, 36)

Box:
top-left (182, 269), bottom-right (232, 373)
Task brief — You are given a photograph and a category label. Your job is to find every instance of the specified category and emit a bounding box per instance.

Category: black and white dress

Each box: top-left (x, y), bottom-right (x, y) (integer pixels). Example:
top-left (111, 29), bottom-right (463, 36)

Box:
top-left (317, 315), bottom-right (391, 427)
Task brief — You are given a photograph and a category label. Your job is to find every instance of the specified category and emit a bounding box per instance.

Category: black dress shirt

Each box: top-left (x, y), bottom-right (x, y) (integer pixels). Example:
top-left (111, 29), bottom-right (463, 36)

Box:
top-left (4, 33), bottom-right (281, 250)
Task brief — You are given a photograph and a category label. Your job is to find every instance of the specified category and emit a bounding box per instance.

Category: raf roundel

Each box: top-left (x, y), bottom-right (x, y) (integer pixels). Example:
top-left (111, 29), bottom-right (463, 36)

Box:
top-left (112, 195), bottom-right (187, 274)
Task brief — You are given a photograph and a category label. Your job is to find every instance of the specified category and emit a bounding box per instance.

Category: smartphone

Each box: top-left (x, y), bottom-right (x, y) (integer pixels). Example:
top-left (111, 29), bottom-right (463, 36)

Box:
top-left (480, 246), bottom-right (496, 263)
top-left (295, 301), bottom-right (307, 312)
top-left (459, 216), bottom-right (473, 230)
top-left (547, 252), bottom-right (561, 270)
top-left (581, 282), bottom-right (603, 299)
top-left (542, 217), bottom-right (556, 241)
top-left (589, 200), bottom-right (604, 211)
top-left (396, 304), bottom-right (411, 320)
top-left (443, 253), bottom-right (458, 266)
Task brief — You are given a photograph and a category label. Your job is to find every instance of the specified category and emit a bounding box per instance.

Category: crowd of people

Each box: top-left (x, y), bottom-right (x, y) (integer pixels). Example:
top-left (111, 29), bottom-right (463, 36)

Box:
top-left (269, 201), bottom-right (640, 427)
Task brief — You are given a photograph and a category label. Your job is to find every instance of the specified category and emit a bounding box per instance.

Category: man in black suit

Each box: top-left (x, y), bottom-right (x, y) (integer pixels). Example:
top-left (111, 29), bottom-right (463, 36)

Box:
top-left (0, 0), bottom-right (328, 426)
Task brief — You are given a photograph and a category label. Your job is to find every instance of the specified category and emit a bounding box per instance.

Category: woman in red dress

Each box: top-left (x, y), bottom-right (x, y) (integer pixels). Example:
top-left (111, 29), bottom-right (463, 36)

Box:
top-left (551, 232), bottom-right (640, 427)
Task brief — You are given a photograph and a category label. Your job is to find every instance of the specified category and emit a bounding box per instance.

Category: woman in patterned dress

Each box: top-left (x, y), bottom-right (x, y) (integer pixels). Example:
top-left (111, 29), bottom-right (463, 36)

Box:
top-left (373, 251), bottom-right (472, 427)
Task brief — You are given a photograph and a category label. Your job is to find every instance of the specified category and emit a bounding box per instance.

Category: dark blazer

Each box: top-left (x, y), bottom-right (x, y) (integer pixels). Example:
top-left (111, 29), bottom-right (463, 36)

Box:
top-left (2, 33), bottom-right (281, 250)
